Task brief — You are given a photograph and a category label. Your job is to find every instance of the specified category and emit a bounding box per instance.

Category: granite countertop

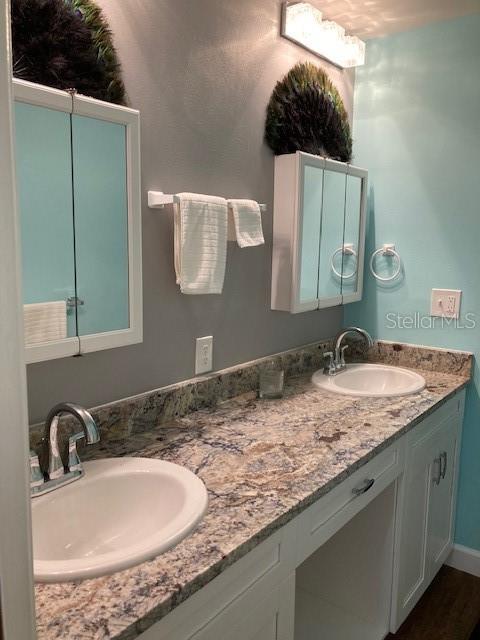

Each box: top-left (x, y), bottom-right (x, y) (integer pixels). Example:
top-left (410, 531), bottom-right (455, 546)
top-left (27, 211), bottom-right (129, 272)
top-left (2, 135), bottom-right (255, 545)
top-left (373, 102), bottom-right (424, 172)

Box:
top-left (35, 365), bottom-right (470, 640)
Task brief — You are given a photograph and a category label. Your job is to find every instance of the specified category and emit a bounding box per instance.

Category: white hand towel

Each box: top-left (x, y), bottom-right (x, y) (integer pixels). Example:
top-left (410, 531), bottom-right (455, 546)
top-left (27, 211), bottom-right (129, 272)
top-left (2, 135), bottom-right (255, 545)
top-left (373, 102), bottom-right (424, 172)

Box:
top-left (174, 193), bottom-right (228, 294)
top-left (24, 301), bottom-right (67, 347)
top-left (227, 199), bottom-right (265, 248)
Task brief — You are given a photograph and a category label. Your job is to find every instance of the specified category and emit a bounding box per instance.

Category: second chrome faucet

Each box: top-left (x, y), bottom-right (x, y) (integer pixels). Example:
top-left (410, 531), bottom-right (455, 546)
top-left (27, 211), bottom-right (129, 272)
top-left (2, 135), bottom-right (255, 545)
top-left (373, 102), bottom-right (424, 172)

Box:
top-left (323, 327), bottom-right (374, 376)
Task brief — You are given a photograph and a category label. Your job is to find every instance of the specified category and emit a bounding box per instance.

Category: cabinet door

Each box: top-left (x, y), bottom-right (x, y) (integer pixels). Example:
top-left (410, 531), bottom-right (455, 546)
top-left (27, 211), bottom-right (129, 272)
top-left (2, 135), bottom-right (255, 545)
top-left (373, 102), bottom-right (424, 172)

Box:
top-left (427, 416), bottom-right (460, 577)
top-left (14, 101), bottom-right (77, 355)
top-left (341, 173), bottom-right (363, 300)
top-left (317, 165), bottom-right (346, 306)
top-left (272, 152), bottom-right (367, 313)
top-left (392, 395), bottom-right (464, 631)
top-left (395, 426), bottom-right (436, 622)
top-left (298, 163), bottom-right (323, 307)
top-left (71, 114), bottom-right (129, 338)
top-left (14, 79), bottom-right (142, 363)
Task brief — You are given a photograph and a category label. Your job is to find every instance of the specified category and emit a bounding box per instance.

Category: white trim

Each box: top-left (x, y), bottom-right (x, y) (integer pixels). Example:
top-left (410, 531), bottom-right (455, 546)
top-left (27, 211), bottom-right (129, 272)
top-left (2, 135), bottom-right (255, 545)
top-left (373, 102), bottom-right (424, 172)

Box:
top-left (291, 152), bottom-right (325, 314)
top-left (324, 156), bottom-right (348, 173)
top-left (73, 90), bottom-right (139, 123)
top-left (346, 163), bottom-right (368, 179)
top-left (446, 544), bottom-right (480, 578)
top-left (79, 327), bottom-right (142, 355)
top-left (342, 166), bottom-right (368, 305)
top-left (319, 295), bottom-right (342, 309)
top-left (0, 2), bottom-right (36, 637)
top-left (25, 337), bottom-right (79, 364)
top-left (12, 78), bottom-right (71, 112)
top-left (125, 99), bottom-right (143, 345)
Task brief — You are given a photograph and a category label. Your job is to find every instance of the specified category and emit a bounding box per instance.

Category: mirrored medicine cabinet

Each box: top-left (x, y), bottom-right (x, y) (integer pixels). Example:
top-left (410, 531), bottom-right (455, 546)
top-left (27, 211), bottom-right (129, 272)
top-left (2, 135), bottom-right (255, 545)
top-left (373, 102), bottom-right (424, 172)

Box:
top-left (271, 151), bottom-right (367, 313)
top-left (13, 79), bottom-right (142, 363)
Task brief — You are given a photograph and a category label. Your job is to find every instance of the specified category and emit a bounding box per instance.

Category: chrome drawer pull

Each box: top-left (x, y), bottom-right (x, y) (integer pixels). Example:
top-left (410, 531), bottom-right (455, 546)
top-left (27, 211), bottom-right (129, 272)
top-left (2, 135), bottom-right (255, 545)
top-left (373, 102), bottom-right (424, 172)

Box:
top-left (352, 478), bottom-right (375, 496)
top-left (440, 451), bottom-right (447, 480)
top-left (433, 456), bottom-right (442, 485)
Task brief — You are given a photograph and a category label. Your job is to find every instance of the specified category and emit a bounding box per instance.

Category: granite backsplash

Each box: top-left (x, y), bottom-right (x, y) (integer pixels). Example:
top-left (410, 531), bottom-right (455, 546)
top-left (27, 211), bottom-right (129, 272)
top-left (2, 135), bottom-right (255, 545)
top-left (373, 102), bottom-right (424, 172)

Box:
top-left (29, 338), bottom-right (473, 463)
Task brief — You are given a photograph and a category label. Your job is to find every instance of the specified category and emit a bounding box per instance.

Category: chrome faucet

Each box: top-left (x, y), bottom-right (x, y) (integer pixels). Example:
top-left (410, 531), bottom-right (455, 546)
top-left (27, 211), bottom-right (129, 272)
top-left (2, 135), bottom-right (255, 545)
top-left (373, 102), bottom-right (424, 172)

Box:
top-left (323, 327), bottom-right (374, 376)
top-left (30, 403), bottom-right (100, 497)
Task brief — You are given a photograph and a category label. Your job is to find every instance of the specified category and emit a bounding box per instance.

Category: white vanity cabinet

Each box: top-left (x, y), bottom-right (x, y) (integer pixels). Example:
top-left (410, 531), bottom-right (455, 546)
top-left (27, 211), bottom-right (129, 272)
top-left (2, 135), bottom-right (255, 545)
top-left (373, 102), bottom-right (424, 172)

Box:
top-left (271, 151), bottom-right (367, 313)
top-left (190, 576), bottom-right (295, 640)
top-left (139, 524), bottom-right (298, 640)
top-left (13, 79), bottom-right (142, 363)
top-left (138, 391), bottom-right (465, 640)
top-left (391, 391), bottom-right (465, 631)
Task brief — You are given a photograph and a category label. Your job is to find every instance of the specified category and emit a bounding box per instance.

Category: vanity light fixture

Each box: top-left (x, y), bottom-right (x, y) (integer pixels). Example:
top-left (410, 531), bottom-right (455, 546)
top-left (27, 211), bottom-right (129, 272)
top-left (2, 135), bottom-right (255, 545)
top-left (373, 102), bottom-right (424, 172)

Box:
top-left (281, 1), bottom-right (365, 68)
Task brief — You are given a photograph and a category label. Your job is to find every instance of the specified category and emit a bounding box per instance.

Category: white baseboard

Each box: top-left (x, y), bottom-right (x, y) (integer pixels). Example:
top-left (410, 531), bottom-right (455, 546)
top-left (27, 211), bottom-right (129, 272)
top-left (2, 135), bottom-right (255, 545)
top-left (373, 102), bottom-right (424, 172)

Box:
top-left (446, 544), bottom-right (480, 578)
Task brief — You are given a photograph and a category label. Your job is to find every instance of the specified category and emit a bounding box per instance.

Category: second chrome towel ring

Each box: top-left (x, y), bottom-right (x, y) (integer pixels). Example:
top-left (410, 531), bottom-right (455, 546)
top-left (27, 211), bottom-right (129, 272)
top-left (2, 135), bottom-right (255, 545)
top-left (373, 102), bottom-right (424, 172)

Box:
top-left (331, 244), bottom-right (357, 280)
top-left (370, 244), bottom-right (401, 282)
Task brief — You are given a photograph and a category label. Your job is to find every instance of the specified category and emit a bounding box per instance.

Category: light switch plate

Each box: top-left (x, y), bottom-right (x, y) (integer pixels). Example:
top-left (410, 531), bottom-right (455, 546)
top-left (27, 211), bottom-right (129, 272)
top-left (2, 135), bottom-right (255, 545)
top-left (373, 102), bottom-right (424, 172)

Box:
top-left (430, 289), bottom-right (462, 319)
top-left (195, 336), bottom-right (213, 375)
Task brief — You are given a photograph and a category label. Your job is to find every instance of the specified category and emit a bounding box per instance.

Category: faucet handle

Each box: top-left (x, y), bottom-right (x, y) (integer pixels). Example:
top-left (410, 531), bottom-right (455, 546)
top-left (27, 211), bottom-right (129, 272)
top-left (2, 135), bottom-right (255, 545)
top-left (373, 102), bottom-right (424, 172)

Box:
top-left (323, 351), bottom-right (336, 375)
top-left (340, 345), bottom-right (349, 367)
top-left (68, 432), bottom-right (85, 473)
top-left (30, 450), bottom-right (44, 491)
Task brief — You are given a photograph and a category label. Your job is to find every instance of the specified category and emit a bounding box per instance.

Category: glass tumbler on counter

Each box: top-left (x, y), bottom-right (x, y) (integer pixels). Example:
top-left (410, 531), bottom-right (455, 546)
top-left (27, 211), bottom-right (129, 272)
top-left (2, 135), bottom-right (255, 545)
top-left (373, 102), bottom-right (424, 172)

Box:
top-left (259, 364), bottom-right (285, 399)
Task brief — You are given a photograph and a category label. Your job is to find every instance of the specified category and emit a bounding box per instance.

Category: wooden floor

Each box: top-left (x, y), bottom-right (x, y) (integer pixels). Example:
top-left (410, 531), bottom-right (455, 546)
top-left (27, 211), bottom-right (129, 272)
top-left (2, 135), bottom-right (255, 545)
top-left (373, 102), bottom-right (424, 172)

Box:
top-left (387, 566), bottom-right (480, 640)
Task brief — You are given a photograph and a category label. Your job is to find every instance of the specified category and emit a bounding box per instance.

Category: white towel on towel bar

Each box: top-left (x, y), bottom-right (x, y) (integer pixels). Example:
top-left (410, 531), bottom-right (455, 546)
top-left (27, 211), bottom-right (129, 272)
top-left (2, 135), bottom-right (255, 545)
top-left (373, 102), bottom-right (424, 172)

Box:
top-left (24, 301), bottom-right (67, 346)
top-left (174, 193), bottom-right (228, 294)
top-left (227, 199), bottom-right (264, 248)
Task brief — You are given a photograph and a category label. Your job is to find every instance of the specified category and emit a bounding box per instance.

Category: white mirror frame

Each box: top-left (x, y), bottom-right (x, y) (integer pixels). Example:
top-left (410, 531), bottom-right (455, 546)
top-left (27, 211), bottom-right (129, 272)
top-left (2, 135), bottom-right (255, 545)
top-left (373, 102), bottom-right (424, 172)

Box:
top-left (317, 156), bottom-right (348, 310)
top-left (294, 151), bottom-right (327, 313)
top-left (13, 79), bottom-right (143, 363)
top-left (342, 162), bottom-right (368, 306)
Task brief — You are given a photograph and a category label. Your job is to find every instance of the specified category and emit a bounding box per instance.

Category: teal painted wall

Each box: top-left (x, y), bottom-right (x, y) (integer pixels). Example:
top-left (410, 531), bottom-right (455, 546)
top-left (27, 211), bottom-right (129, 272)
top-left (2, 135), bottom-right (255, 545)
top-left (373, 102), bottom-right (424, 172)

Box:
top-left (346, 14), bottom-right (480, 550)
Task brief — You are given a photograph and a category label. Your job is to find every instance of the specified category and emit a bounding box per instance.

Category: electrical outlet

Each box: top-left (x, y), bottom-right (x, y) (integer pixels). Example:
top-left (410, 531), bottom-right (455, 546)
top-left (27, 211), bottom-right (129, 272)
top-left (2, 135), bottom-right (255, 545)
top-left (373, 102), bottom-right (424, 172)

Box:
top-left (430, 289), bottom-right (462, 319)
top-left (195, 336), bottom-right (213, 375)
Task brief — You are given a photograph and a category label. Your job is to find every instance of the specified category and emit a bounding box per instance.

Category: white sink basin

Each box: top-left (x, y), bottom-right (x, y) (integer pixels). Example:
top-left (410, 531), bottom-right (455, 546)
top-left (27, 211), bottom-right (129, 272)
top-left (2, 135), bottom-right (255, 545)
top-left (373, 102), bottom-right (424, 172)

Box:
top-left (312, 363), bottom-right (426, 397)
top-left (32, 457), bottom-right (208, 582)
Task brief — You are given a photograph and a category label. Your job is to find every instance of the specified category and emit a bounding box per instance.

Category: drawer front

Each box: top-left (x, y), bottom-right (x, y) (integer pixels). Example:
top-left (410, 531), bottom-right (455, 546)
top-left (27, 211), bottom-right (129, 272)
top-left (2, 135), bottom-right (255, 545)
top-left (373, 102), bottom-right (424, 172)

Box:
top-left (297, 438), bottom-right (405, 565)
top-left (140, 521), bottom-right (297, 640)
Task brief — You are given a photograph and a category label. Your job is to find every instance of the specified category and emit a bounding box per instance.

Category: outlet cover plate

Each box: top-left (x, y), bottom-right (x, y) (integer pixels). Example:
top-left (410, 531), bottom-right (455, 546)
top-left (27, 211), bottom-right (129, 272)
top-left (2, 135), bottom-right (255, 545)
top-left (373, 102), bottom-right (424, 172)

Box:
top-left (195, 336), bottom-right (213, 375)
top-left (430, 289), bottom-right (462, 319)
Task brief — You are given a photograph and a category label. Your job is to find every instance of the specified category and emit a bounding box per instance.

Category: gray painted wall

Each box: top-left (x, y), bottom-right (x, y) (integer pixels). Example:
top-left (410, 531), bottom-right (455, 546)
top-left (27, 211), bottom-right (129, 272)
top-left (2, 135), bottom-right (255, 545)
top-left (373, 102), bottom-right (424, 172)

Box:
top-left (26, 0), bottom-right (355, 424)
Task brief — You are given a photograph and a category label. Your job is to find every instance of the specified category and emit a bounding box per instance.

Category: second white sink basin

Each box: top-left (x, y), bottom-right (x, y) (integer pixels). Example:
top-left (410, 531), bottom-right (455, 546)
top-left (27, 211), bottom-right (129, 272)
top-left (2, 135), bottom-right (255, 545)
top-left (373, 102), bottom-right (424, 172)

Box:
top-left (32, 457), bottom-right (208, 582)
top-left (312, 363), bottom-right (426, 397)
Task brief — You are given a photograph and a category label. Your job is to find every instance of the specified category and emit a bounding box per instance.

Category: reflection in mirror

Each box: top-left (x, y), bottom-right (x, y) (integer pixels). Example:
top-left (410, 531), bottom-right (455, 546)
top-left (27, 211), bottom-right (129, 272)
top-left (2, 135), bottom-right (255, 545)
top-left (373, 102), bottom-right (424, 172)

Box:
top-left (318, 169), bottom-right (346, 302)
top-left (299, 164), bottom-right (323, 305)
top-left (72, 115), bottom-right (129, 337)
top-left (15, 102), bottom-right (75, 347)
top-left (342, 174), bottom-right (362, 295)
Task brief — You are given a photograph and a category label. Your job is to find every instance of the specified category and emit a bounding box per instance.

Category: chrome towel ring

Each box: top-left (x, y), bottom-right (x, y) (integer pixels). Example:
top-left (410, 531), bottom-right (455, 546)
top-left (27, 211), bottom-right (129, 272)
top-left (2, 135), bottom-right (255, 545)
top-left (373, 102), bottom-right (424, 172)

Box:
top-left (370, 244), bottom-right (401, 282)
top-left (331, 244), bottom-right (357, 280)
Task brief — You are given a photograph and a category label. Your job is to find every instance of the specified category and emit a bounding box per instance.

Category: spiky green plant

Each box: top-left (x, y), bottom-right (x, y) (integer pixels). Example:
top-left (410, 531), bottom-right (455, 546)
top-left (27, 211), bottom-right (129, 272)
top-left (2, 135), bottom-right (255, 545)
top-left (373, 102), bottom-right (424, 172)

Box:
top-left (65, 0), bottom-right (126, 104)
top-left (265, 62), bottom-right (352, 162)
